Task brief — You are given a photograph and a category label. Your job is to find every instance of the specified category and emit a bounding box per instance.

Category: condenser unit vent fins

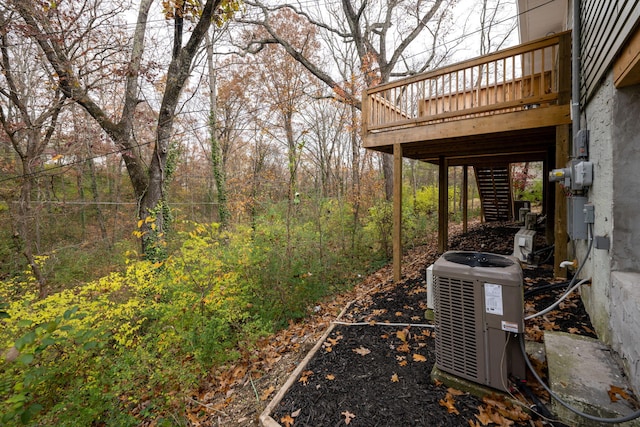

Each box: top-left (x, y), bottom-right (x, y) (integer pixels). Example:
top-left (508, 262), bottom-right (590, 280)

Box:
top-left (434, 276), bottom-right (479, 379)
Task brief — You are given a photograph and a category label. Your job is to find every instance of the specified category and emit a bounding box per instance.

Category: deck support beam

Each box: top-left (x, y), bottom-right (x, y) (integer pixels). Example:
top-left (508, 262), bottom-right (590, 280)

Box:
top-left (463, 165), bottom-right (469, 233)
top-left (554, 125), bottom-right (570, 278)
top-left (438, 156), bottom-right (449, 253)
top-left (393, 143), bottom-right (403, 282)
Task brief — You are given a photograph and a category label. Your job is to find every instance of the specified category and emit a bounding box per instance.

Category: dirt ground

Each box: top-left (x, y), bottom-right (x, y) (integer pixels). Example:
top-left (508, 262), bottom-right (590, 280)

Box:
top-left (186, 221), bottom-right (596, 426)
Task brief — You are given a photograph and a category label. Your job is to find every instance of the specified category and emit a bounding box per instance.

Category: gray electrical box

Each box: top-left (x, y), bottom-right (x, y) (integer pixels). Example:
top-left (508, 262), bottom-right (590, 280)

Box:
top-left (513, 228), bottom-right (536, 262)
top-left (583, 203), bottom-right (595, 224)
top-left (568, 196), bottom-right (588, 240)
top-left (573, 161), bottom-right (593, 189)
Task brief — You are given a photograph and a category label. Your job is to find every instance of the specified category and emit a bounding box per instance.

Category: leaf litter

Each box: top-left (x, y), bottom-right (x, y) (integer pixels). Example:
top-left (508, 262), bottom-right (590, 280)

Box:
top-left (187, 222), bottom-right (614, 426)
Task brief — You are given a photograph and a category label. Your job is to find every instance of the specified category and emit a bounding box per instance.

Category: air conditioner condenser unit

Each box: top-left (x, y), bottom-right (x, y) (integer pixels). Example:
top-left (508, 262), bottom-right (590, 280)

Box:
top-left (433, 251), bottom-right (526, 392)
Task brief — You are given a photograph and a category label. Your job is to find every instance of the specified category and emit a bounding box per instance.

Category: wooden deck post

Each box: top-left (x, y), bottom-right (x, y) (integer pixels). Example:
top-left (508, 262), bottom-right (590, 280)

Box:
top-left (462, 165), bottom-right (469, 234)
top-left (393, 143), bottom-right (403, 282)
top-left (544, 146), bottom-right (554, 244)
top-left (438, 156), bottom-right (449, 253)
top-left (554, 125), bottom-right (570, 278)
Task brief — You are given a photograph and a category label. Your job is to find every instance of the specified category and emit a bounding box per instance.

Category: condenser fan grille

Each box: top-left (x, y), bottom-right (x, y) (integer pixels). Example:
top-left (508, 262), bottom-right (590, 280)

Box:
top-left (434, 276), bottom-right (479, 379)
top-left (443, 251), bottom-right (515, 268)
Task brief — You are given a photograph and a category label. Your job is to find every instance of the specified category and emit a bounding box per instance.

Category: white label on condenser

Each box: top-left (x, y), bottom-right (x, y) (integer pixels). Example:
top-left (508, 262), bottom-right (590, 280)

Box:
top-left (502, 320), bottom-right (519, 333)
top-left (484, 283), bottom-right (504, 316)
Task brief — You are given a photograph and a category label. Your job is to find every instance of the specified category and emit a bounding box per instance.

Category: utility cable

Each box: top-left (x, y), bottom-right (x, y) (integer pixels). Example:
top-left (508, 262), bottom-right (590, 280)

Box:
top-left (518, 333), bottom-right (640, 424)
top-left (331, 320), bottom-right (436, 329)
top-left (524, 277), bottom-right (590, 320)
top-left (525, 223), bottom-right (595, 320)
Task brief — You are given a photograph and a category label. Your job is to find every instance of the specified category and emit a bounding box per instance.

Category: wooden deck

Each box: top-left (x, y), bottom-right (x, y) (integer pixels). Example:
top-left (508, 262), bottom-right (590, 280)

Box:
top-left (362, 31), bottom-right (572, 165)
top-left (361, 31), bottom-right (573, 281)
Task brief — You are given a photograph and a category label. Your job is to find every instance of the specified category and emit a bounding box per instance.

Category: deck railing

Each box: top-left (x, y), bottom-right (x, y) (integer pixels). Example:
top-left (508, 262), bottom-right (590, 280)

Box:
top-left (362, 31), bottom-right (571, 135)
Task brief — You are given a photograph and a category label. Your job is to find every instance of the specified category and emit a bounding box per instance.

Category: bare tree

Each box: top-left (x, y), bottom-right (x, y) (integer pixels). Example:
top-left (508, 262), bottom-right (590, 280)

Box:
top-left (0, 10), bottom-right (67, 295)
top-left (236, 0), bottom-right (454, 199)
top-left (478, 0), bottom-right (517, 55)
top-left (8, 0), bottom-right (240, 259)
top-left (300, 98), bottom-right (351, 198)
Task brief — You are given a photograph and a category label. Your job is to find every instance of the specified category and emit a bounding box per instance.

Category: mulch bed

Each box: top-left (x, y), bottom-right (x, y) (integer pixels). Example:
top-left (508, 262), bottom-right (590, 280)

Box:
top-left (269, 222), bottom-right (595, 427)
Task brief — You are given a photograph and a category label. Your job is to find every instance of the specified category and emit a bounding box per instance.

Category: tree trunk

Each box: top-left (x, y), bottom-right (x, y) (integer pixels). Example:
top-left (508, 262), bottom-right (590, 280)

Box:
top-left (205, 31), bottom-right (230, 226)
top-left (15, 157), bottom-right (47, 297)
top-left (383, 154), bottom-right (393, 201)
top-left (87, 153), bottom-right (108, 242)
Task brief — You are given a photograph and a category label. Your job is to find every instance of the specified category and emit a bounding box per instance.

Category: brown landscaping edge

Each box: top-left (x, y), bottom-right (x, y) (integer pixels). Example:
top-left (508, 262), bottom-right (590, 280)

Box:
top-left (258, 302), bottom-right (353, 427)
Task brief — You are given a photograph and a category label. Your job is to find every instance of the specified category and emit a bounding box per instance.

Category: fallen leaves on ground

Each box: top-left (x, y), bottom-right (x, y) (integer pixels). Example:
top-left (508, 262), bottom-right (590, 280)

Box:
top-left (341, 410), bottom-right (356, 424)
top-left (199, 222), bottom-right (606, 426)
top-left (477, 394), bottom-right (531, 426)
top-left (323, 332), bottom-right (343, 353)
top-left (298, 370), bottom-right (313, 385)
top-left (396, 342), bottom-right (410, 353)
top-left (608, 384), bottom-right (632, 403)
top-left (412, 353), bottom-right (427, 362)
top-left (352, 346), bottom-right (371, 356)
top-left (260, 386), bottom-right (275, 401)
top-left (396, 328), bottom-right (409, 342)
top-left (448, 387), bottom-right (465, 396)
top-left (281, 414), bottom-right (294, 427)
top-left (439, 392), bottom-right (460, 414)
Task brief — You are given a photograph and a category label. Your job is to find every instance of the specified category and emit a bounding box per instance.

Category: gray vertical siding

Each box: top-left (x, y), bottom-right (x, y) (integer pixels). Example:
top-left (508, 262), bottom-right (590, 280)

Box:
top-left (581, 0), bottom-right (640, 101)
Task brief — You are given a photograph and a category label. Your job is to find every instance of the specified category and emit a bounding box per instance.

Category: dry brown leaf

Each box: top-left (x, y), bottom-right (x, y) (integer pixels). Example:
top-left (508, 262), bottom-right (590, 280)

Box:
top-left (412, 353), bottom-right (427, 362)
top-left (326, 336), bottom-right (341, 346)
top-left (397, 342), bottom-right (410, 353)
top-left (342, 410), bottom-right (356, 425)
top-left (447, 387), bottom-right (465, 396)
top-left (186, 412), bottom-right (201, 426)
top-left (475, 406), bottom-right (493, 425)
top-left (543, 321), bottom-right (560, 331)
top-left (326, 374), bottom-right (335, 380)
top-left (281, 414), bottom-right (295, 427)
top-left (608, 385), bottom-right (630, 402)
top-left (399, 360), bottom-right (408, 367)
top-left (260, 386), bottom-right (275, 401)
top-left (395, 311), bottom-right (403, 317)
top-left (291, 408), bottom-right (301, 417)
top-left (439, 393), bottom-right (460, 414)
top-left (353, 346), bottom-right (371, 356)
top-left (502, 404), bottom-right (530, 422)
top-left (298, 370), bottom-right (313, 385)
top-left (391, 373), bottom-right (399, 382)
top-left (396, 329), bottom-right (408, 342)
top-left (568, 327), bottom-right (580, 334)
top-left (422, 329), bottom-right (432, 337)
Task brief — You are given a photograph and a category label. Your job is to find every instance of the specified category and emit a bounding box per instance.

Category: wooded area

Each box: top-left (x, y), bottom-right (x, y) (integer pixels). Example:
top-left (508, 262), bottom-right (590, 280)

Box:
top-left (0, 0), bottom-right (524, 424)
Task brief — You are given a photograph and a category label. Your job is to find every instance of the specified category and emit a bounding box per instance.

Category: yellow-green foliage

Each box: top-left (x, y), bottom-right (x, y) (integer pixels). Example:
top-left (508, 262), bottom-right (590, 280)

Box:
top-left (0, 212), bottom-right (375, 425)
top-left (0, 222), bottom-right (270, 426)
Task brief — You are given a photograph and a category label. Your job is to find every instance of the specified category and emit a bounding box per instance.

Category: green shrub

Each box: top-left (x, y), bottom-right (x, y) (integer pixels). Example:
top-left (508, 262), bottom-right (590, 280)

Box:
top-left (0, 200), bottom-right (381, 425)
